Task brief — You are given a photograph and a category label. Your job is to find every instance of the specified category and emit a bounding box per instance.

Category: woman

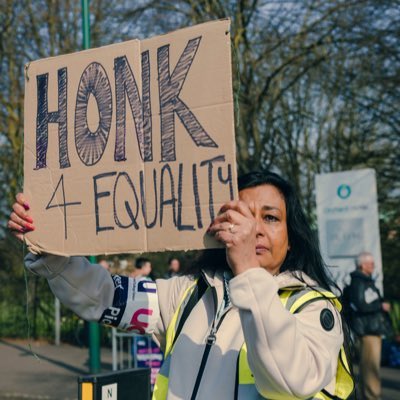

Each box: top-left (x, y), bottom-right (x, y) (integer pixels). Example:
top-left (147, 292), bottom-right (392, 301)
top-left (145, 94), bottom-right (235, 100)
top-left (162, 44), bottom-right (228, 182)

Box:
top-left (8, 170), bottom-right (353, 399)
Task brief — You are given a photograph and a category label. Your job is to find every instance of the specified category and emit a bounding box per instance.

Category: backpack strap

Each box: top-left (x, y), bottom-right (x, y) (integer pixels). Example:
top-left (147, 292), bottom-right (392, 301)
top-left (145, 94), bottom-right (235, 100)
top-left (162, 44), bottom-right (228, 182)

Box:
top-left (171, 273), bottom-right (209, 349)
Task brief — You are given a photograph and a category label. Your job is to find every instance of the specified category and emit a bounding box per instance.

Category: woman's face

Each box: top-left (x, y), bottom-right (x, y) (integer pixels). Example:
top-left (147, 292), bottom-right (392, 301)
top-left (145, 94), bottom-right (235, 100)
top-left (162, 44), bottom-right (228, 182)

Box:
top-left (239, 184), bottom-right (289, 275)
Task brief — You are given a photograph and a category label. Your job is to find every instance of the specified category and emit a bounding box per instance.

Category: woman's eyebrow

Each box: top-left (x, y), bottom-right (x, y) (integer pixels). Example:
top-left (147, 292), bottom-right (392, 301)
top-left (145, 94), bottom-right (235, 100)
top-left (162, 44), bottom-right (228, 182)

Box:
top-left (261, 205), bottom-right (281, 212)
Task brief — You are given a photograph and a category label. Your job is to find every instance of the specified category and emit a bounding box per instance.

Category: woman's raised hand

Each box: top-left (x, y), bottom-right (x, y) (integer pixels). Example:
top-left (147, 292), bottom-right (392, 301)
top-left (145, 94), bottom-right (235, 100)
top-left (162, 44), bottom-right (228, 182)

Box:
top-left (207, 200), bottom-right (260, 275)
top-left (7, 193), bottom-right (35, 241)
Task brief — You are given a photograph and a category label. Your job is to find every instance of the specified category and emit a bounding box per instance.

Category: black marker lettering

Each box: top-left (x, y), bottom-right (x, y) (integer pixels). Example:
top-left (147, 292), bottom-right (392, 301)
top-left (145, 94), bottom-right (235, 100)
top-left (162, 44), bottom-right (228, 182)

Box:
top-left (75, 62), bottom-right (112, 166)
top-left (159, 164), bottom-right (177, 227)
top-left (218, 163), bottom-right (234, 201)
top-left (139, 170), bottom-right (158, 228)
top-left (158, 37), bottom-right (218, 162)
top-left (36, 68), bottom-right (70, 169)
top-left (114, 52), bottom-right (152, 162)
top-left (113, 172), bottom-right (139, 229)
top-left (46, 174), bottom-right (81, 239)
top-left (200, 155), bottom-right (225, 221)
top-left (177, 163), bottom-right (194, 231)
top-left (93, 172), bottom-right (116, 234)
top-left (192, 163), bottom-right (203, 229)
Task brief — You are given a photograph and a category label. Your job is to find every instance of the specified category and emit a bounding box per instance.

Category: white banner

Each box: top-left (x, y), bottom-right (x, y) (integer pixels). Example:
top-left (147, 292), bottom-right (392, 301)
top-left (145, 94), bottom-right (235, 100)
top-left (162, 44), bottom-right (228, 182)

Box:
top-left (315, 169), bottom-right (383, 292)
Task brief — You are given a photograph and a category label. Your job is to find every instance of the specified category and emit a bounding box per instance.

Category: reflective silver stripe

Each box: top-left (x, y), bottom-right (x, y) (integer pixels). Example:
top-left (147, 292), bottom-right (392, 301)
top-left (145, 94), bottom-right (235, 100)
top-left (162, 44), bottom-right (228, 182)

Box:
top-left (158, 353), bottom-right (171, 378)
top-left (284, 286), bottom-right (324, 312)
top-left (284, 287), bottom-right (311, 311)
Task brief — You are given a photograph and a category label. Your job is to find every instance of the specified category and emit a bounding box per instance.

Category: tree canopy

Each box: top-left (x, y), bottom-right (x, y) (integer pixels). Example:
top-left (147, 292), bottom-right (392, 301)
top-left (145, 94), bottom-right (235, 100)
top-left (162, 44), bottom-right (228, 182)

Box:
top-left (0, 0), bottom-right (399, 339)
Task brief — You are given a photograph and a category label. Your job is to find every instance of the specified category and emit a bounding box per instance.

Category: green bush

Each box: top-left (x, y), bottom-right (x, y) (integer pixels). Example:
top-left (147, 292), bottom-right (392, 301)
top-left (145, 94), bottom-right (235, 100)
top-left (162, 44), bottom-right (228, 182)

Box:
top-left (390, 301), bottom-right (400, 338)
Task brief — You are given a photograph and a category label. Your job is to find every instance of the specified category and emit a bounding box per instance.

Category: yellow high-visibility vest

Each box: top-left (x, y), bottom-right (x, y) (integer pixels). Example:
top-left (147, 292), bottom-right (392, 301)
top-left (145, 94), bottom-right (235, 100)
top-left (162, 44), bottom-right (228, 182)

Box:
top-left (153, 277), bottom-right (354, 400)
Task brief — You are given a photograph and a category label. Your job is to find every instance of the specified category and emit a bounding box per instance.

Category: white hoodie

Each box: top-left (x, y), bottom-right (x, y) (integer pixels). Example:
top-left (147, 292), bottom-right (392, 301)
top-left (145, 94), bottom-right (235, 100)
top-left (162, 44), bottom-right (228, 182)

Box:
top-left (25, 253), bottom-right (343, 400)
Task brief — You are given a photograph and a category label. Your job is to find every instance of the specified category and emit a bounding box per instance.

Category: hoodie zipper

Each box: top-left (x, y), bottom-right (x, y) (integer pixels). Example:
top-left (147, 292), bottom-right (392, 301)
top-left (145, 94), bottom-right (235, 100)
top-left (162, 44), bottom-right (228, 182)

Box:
top-left (190, 286), bottom-right (230, 400)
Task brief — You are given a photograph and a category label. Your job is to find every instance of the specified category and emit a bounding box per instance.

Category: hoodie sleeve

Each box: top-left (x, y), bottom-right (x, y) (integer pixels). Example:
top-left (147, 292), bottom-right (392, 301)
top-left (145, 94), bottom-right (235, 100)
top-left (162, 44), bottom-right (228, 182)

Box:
top-left (25, 253), bottom-right (159, 333)
top-left (24, 253), bottom-right (193, 352)
top-left (25, 253), bottom-right (115, 321)
top-left (229, 268), bottom-right (343, 399)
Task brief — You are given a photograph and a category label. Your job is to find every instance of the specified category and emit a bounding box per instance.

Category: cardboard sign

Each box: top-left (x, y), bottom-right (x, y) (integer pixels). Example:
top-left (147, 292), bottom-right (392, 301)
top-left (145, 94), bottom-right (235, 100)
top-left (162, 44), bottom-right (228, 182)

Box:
top-left (315, 169), bottom-right (383, 292)
top-left (23, 19), bottom-right (237, 255)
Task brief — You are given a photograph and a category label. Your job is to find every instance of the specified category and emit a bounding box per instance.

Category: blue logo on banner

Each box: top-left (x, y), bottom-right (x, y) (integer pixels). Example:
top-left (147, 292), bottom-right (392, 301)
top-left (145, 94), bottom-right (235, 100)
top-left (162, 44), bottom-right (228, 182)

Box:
top-left (337, 184), bottom-right (351, 199)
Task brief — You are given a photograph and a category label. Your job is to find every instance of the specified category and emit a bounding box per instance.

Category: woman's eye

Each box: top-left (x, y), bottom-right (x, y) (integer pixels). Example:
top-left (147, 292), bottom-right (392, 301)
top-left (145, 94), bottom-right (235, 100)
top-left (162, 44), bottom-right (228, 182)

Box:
top-left (264, 215), bottom-right (278, 222)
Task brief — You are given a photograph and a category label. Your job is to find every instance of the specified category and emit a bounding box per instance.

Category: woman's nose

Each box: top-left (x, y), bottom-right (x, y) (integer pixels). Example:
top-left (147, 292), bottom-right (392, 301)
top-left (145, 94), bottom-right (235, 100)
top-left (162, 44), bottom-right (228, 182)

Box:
top-left (255, 217), bottom-right (264, 236)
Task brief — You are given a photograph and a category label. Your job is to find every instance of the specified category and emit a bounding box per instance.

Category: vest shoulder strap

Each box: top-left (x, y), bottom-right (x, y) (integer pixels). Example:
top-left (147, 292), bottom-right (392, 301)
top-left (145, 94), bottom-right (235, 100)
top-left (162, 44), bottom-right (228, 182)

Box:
top-left (279, 286), bottom-right (342, 314)
top-left (171, 273), bottom-right (209, 349)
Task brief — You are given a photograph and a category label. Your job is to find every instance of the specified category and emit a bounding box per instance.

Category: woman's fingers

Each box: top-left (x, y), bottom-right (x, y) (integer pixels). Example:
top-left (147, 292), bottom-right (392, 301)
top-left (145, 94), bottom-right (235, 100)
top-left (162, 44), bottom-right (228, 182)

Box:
top-left (219, 200), bottom-right (253, 218)
top-left (212, 228), bottom-right (237, 248)
top-left (12, 202), bottom-right (33, 222)
top-left (11, 201), bottom-right (35, 227)
top-left (210, 200), bottom-right (254, 235)
top-left (16, 193), bottom-right (30, 210)
top-left (211, 200), bottom-right (252, 225)
top-left (212, 208), bottom-right (242, 226)
top-left (8, 219), bottom-right (26, 233)
top-left (8, 219), bottom-right (30, 242)
top-left (208, 221), bottom-right (236, 235)
top-left (8, 221), bottom-right (25, 240)
top-left (7, 193), bottom-right (35, 241)
top-left (208, 212), bottom-right (253, 247)
top-left (9, 211), bottom-right (35, 232)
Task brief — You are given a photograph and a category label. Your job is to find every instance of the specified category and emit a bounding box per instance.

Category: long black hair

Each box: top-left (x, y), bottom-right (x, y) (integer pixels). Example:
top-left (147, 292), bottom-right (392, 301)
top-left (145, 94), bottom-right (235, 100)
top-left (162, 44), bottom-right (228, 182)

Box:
top-left (190, 170), bottom-right (337, 292)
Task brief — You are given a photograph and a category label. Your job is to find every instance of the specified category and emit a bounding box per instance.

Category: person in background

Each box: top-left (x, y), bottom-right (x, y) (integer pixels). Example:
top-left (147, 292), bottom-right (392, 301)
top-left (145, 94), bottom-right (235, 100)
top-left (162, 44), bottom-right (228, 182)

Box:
top-left (346, 251), bottom-right (391, 400)
top-left (165, 257), bottom-right (181, 278)
top-left (130, 257), bottom-right (152, 280)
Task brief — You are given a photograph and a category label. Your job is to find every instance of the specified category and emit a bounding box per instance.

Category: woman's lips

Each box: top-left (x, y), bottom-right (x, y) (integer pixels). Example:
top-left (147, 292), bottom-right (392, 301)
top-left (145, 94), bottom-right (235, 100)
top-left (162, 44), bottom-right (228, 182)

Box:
top-left (256, 245), bottom-right (268, 255)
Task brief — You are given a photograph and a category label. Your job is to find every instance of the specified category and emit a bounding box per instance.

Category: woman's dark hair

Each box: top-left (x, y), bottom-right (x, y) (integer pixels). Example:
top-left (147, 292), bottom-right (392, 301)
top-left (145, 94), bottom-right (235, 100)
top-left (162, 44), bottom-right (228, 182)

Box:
top-left (191, 170), bottom-right (337, 292)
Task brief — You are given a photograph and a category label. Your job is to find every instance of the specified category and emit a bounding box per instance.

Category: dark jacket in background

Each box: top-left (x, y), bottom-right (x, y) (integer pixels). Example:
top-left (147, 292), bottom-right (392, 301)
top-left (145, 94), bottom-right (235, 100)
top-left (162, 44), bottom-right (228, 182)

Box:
top-left (345, 270), bottom-right (386, 337)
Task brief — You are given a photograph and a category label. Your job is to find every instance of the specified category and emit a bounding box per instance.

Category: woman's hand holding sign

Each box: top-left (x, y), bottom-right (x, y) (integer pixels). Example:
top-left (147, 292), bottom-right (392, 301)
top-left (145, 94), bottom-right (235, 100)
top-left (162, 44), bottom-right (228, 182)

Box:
top-left (208, 200), bottom-right (260, 276)
top-left (8, 193), bottom-right (35, 241)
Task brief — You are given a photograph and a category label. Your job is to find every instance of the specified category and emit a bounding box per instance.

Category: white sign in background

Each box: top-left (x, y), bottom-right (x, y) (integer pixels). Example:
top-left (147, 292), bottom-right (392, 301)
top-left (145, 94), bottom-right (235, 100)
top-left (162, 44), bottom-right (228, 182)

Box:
top-left (315, 169), bottom-right (383, 293)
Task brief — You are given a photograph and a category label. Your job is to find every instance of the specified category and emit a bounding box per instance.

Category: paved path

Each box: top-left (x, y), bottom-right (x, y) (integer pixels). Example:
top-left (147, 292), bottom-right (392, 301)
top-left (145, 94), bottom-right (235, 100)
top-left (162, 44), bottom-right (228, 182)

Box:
top-left (0, 338), bottom-right (399, 399)
top-left (0, 339), bottom-right (115, 400)
top-left (380, 366), bottom-right (400, 400)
